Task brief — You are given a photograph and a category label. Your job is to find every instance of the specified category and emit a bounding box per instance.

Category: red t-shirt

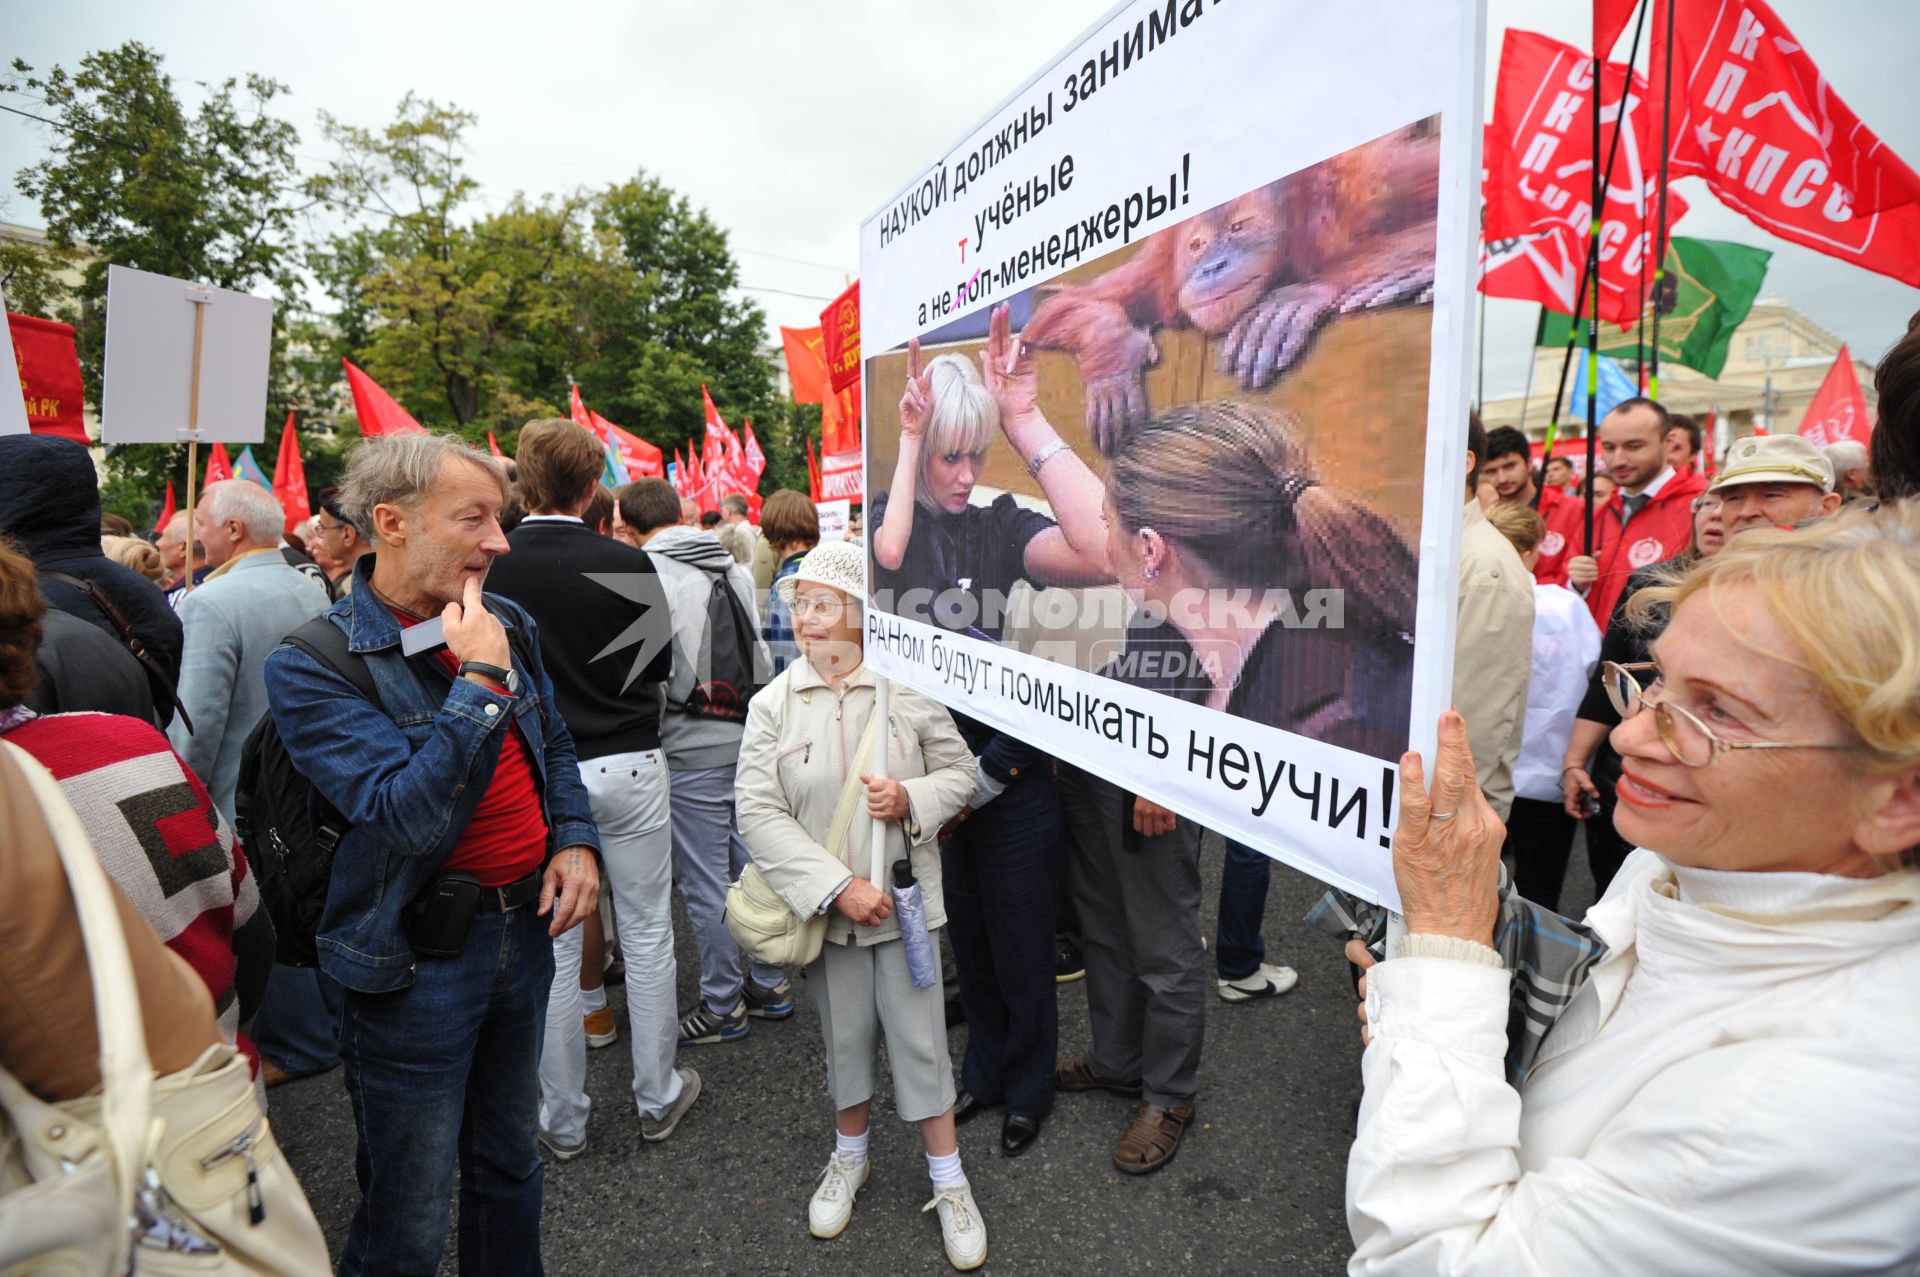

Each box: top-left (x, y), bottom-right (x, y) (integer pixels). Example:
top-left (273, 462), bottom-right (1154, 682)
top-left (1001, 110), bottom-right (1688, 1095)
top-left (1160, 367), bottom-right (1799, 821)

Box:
top-left (389, 608), bottom-right (548, 886)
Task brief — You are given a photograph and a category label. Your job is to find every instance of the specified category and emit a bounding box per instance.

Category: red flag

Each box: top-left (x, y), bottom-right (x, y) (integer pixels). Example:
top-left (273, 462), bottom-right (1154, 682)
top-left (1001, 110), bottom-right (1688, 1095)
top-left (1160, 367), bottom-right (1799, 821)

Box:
top-left (153, 481), bottom-right (177, 535)
top-left (820, 383), bottom-right (863, 458)
top-left (819, 282), bottom-right (861, 394)
top-left (780, 327), bottom-right (833, 405)
top-left (1484, 33), bottom-right (1689, 323)
top-left (1596, 0), bottom-right (1639, 58)
top-left (700, 386), bottom-right (746, 501)
top-left (599, 415), bottom-right (664, 477)
top-left (272, 412), bottom-right (310, 532)
top-left (488, 431), bottom-right (505, 459)
top-left (343, 360), bottom-right (427, 437)
top-left (1653, 0), bottom-right (1920, 287)
top-left (742, 417), bottom-right (767, 483)
top-left (1797, 346), bottom-right (1871, 447)
top-left (1479, 226), bottom-right (1593, 316)
top-left (569, 384), bottom-right (594, 432)
top-left (7, 312), bottom-right (88, 443)
top-left (204, 441), bottom-right (234, 486)
top-left (805, 436), bottom-right (822, 502)
top-left (671, 447), bottom-right (686, 497)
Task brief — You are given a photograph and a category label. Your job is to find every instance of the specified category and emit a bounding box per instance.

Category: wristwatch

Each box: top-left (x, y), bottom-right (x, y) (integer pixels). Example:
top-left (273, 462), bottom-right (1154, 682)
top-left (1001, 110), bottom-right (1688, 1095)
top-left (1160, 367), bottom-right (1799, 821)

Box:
top-left (458, 661), bottom-right (520, 694)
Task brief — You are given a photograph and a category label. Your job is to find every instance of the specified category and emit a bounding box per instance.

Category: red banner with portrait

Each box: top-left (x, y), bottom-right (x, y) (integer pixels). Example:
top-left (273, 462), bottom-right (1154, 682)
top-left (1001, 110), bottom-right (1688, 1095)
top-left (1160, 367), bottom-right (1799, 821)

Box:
top-left (820, 282), bottom-right (861, 394)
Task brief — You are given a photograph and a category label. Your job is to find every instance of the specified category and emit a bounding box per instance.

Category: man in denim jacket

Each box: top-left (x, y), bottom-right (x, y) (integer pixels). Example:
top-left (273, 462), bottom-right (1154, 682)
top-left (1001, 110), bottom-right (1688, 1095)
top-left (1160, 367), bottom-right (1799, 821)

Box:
top-left (264, 433), bottom-right (600, 1277)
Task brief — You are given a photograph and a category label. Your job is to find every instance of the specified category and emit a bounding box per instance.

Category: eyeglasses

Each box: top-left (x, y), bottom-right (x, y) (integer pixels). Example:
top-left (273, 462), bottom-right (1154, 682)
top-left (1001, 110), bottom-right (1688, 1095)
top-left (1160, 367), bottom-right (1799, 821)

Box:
top-left (791, 593), bottom-right (850, 621)
top-left (1601, 661), bottom-right (1861, 768)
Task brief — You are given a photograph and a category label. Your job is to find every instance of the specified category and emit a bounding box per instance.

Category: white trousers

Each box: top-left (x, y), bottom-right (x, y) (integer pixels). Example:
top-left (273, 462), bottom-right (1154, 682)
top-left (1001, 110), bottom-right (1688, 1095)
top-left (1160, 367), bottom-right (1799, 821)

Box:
top-left (540, 748), bottom-right (678, 1138)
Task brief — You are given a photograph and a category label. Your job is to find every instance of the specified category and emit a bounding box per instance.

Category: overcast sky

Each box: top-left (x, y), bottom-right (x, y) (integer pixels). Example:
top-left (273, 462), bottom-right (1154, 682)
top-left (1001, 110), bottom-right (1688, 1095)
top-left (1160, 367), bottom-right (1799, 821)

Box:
top-left (5, 0), bottom-right (1916, 398)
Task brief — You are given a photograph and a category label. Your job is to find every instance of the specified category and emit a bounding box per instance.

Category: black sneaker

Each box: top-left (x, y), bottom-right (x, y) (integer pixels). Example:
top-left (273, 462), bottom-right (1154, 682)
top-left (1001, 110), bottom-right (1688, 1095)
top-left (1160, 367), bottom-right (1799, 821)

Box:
top-left (1054, 936), bottom-right (1085, 984)
top-left (742, 977), bottom-right (795, 1020)
top-left (677, 1001), bottom-right (748, 1045)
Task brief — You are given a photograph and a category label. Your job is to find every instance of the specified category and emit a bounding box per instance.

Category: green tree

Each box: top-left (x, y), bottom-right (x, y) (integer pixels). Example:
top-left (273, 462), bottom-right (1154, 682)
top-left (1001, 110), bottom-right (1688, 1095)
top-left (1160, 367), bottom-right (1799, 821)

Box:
top-left (575, 175), bottom-right (780, 480)
top-left (306, 98), bottom-right (595, 441)
top-left (6, 42), bottom-right (306, 524)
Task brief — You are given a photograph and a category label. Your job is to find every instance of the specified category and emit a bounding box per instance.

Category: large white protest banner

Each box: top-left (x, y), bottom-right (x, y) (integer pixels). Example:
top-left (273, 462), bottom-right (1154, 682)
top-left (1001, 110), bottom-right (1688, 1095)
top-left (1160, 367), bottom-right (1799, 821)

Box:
top-left (858, 0), bottom-right (1485, 907)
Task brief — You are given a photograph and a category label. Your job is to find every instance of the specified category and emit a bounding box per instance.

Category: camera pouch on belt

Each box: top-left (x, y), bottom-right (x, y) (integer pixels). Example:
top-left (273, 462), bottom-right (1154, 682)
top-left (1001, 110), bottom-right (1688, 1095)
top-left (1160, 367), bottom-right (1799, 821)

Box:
top-left (405, 872), bottom-right (484, 958)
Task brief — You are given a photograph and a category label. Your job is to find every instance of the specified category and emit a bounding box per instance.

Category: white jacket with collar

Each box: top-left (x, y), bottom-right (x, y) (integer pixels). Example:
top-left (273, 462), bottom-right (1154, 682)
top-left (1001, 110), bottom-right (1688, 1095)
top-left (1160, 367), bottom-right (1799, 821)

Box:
top-left (735, 656), bottom-right (975, 948)
top-left (1348, 850), bottom-right (1920, 1276)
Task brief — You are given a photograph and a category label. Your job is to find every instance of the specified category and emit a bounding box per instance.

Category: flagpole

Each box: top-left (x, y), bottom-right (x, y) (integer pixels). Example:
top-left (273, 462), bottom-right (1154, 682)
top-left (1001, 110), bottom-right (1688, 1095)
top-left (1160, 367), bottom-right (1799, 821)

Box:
top-left (1584, 0), bottom-right (1651, 556)
top-left (1475, 238), bottom-right (1488, 412)
top-left (1538, 0), bottom-right (1651, 492)
top-left (1648, 0), bottom-right (1677, 401)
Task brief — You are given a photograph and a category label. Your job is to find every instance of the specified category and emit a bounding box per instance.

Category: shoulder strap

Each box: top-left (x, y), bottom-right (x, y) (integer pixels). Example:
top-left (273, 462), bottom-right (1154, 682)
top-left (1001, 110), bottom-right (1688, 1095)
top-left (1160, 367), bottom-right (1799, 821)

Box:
top-left (42, 569), bottom-right (188, 728)
top-left (824, 707), bottom-right (881, 870)
top-left (282, 616), bottom-right (379, 703)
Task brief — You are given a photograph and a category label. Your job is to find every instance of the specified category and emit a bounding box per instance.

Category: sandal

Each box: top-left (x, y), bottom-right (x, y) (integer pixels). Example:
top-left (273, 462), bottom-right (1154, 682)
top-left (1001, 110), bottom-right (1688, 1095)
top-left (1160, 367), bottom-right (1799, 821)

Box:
top-left (1113, 1102), bottom-right (1193, 1175)
top-left (1054, 1054), bottom-right (1142, 1097)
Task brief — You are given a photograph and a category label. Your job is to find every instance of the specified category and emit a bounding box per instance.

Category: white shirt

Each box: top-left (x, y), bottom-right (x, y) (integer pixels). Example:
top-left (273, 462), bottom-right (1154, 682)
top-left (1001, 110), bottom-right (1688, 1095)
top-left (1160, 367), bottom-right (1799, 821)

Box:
top-left (1348, 854), bottom-right (1920, 1276)
top-left (1512, 584), bottom-right (1601, 803)
top-left (1617, 465), bottom-right (1676, 526)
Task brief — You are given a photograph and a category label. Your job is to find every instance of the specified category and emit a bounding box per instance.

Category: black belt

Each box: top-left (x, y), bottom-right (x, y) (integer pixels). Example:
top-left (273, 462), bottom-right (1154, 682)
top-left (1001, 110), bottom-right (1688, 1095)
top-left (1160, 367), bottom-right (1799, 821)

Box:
top-left (479, 871), bottom-right (543, 913)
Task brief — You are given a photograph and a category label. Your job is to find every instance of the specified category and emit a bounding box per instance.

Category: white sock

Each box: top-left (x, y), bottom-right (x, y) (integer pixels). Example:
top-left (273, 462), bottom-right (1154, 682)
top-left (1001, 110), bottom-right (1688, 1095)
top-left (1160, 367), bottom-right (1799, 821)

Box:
top-left (580, 985), bottom-right (607, 1014)
top-left (927, 1148), bottom-right (965, 1190)
top-left (835, 1127), bottom-right (869, 1166)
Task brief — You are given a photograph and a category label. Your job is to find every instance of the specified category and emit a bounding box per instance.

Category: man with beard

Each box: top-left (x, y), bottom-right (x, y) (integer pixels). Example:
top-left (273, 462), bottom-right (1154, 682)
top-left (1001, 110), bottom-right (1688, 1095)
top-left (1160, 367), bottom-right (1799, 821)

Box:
top-left (1563, 398), bottom-right (1707, 627)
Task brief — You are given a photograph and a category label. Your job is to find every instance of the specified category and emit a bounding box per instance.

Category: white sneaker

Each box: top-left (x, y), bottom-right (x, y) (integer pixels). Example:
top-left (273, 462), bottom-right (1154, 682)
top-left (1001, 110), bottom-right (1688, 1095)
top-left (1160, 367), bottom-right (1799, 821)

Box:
top-left (808, 1152), bottom-right (869, 1240)
top-left (1217, 962), bottom-right (1300, 1003)
top-left (923, 1178), bottom-right (987, 1271)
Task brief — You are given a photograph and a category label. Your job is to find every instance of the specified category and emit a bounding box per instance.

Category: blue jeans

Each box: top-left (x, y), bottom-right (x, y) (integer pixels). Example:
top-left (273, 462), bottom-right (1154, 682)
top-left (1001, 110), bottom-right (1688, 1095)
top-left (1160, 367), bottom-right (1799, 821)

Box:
top-left (1215, 840), bottom-right (1271, 982)
top-left (337, 903), bottom-right (554, 1277)
top-left (942, 772), bottom-right (1062, 1119)
top-left (251, 962), bottom-right (344, 1073)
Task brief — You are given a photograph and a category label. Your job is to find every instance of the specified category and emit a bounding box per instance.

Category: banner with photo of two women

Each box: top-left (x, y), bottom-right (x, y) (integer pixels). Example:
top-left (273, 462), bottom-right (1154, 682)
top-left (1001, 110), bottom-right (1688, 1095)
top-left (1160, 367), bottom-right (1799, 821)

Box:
top-left (857, 0), bottom-right (1485, 907)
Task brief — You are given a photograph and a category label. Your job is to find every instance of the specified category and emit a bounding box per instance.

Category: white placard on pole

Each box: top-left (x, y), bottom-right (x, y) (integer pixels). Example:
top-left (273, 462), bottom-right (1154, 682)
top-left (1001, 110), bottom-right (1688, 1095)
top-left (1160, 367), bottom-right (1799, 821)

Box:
top-left (0, 290), bottom-right (29, 437)
top-left (100, 265), bottom-right (274, 445)
top-left (815, 498), bottom-right (852, 542)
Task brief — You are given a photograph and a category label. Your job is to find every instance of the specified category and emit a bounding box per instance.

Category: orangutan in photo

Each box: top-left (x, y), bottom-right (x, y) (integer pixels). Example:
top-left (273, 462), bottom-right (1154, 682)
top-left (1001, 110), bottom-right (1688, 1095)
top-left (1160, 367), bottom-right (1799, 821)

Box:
top-left (1021, 119), bottom-right (1441, 454)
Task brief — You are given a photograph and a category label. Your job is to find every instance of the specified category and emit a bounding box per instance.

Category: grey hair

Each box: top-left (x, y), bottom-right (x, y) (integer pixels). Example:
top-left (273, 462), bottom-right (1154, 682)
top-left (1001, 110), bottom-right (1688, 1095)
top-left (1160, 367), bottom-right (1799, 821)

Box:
top-left (1824, 439), bottom-right (1869, 479)
top-left (720, 492), bottom-right (750, 518)
top-left (201, 479), bottom-right (285, 546)
top-left (339, 433), bottom-right (507, 547)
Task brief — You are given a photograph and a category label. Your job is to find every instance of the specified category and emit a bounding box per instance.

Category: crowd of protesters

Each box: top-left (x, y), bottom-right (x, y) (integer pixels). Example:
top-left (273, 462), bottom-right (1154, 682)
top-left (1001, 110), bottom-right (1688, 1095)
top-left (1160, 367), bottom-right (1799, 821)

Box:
top-left (1, 308), bottom-right (1919, 1274)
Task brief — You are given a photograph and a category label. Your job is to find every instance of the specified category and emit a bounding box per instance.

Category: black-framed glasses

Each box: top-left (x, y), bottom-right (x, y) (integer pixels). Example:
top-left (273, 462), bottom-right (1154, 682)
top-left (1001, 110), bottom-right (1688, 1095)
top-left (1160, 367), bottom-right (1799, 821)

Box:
top-left (1601, 661), bottom-right (1861, 768)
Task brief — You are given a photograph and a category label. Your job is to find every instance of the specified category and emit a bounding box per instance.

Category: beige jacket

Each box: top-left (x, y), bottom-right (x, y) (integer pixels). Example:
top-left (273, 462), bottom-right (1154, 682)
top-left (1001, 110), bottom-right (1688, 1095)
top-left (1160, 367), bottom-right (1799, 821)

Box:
top-left (1454, 498), bottom-right (1535, 818)
top-left (736, 657), bottom-right (976, 947)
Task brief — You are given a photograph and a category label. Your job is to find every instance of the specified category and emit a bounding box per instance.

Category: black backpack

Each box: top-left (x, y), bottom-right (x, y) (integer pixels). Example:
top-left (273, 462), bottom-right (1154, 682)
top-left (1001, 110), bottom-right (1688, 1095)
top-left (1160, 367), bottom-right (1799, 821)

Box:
top-left (684, 564), bottom-right (765, 724)
top-left (233, 617), bottom-right (376, 967)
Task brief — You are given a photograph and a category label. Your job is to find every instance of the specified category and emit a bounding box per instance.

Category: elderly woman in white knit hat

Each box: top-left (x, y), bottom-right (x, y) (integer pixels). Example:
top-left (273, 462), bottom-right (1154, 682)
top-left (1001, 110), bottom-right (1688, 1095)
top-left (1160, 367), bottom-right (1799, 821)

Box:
top-left (733, 538), bottom-right (985, 1270)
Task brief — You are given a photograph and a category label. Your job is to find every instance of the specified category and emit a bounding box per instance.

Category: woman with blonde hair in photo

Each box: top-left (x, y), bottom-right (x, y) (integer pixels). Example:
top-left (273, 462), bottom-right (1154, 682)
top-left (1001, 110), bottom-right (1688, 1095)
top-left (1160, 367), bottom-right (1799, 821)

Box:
top-left (871, 302), bottom-right (1111, 639)
top-left (734, 539), bottom-right (985, 1269)
top-left (1348, 502), bottom-right (1920, 1275)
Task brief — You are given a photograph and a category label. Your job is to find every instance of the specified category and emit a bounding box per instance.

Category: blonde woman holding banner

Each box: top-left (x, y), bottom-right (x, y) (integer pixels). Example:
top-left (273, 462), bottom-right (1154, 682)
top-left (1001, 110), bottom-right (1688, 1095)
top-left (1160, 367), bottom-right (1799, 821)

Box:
top-left (733, 539), bottom-right (985, 1270)
top-left (1347, 505), bottom-right (1920, 1275)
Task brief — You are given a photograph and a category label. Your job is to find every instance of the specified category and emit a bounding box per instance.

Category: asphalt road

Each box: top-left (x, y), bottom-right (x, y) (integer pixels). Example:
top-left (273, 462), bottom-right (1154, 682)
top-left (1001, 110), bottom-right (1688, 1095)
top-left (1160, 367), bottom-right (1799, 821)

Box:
top-left (269, 832), bottom-right (1598, 1276)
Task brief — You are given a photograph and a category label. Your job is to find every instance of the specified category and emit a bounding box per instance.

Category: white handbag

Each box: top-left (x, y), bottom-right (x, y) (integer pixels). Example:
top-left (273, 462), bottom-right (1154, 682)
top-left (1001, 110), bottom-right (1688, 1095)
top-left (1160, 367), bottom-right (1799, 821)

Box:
top-left (0, 742), bottom-right (332, 1276)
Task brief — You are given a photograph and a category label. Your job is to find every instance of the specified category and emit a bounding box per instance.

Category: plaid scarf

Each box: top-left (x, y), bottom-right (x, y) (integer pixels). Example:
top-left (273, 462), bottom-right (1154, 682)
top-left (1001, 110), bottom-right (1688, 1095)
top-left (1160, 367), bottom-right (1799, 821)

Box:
top-left (1305, 868), bottom-right (1610, 1085)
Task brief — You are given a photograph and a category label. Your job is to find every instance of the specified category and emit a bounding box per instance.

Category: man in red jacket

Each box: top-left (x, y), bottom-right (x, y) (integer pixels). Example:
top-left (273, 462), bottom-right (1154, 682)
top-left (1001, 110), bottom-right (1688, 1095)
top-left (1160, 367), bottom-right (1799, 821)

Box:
top-left (1564, 398), bottom-right (1707, 626)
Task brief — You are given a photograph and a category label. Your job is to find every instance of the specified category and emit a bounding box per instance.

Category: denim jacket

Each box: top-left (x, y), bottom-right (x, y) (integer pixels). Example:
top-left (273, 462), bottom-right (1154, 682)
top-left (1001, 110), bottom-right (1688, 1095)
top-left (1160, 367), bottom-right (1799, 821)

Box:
top-left (261, 558), bottom-right (599, 993)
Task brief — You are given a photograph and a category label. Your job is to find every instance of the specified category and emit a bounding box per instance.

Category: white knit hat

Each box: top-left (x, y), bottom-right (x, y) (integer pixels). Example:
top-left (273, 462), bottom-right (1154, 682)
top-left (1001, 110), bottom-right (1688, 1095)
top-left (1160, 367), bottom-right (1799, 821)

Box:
top-left (775, 538), bottom-right (866, 609)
